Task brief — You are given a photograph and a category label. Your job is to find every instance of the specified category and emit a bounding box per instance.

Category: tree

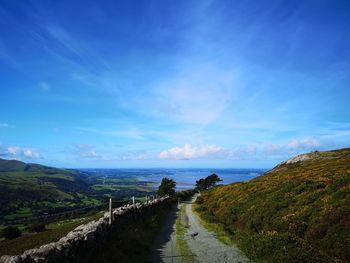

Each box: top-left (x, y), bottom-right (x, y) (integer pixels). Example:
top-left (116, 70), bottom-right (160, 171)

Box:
top-left (205, 173), bottom-right (222, 188)
top-left (176, 189), bottom-right (196, 201)
top-left (0, 226), bottom-right (22, 239)
top-left (195, 173), bottom-right (222, 191)
top-left (158, 177), bottom-right (176, 197)
top-left (195, 178), bottom-right (207, 191)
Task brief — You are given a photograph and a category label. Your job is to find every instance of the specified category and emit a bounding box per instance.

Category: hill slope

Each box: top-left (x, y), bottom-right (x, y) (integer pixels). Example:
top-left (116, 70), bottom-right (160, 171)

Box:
top-left (0, 158), bottom-right (92, 222)
top-left (195, 148), bottom-right (350, 262)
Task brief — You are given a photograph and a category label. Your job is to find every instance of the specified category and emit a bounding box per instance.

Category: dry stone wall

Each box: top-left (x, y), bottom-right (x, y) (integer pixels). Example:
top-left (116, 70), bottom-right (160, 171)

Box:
top-left (0, 197), bottom-right (172, 263)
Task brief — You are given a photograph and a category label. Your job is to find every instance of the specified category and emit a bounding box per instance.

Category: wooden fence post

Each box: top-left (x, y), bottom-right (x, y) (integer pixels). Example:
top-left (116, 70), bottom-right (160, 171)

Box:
top-left (132, 196), bottom-right (136, 220)
top-left (109, 198), bottom-right (112, 225)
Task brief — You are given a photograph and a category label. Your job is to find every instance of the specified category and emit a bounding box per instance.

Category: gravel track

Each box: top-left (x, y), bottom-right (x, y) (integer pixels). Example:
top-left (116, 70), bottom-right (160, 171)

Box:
top-left (151, 196), bottom-right (248, 263)
top-left (184, 195), bottom-right (249, 263)
top-left (150, 205), bottom-right (181, 263)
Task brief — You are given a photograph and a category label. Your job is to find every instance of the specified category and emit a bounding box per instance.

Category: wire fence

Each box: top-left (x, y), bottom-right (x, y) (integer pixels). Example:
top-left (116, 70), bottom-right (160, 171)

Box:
top-left (0, 203), bottom-right (106, 226)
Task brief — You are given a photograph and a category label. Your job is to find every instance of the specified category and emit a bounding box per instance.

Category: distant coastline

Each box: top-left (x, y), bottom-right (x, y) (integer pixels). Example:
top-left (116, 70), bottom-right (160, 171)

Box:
top-left (75, 168), bottom-right (268, 190)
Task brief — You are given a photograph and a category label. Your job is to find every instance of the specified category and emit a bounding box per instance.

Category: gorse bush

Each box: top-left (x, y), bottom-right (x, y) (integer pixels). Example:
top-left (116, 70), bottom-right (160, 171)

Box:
top-left (195, 148), bottom-right (350, 263)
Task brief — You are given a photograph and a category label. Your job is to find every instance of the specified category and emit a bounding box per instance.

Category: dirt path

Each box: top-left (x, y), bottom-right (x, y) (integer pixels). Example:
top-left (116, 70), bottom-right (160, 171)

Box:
top-left (151, 196), bottom-right (248, 263)
top-left (150, 204), bottom-right (181, 263)
top-left (184, 195), bottom-right (249, 263)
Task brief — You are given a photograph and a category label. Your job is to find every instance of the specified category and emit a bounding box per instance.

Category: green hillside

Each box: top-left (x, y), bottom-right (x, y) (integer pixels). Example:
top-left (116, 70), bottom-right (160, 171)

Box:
top-left (195, 148), bottom-right (350, 262)
top-left (0, 158), bottom-right (94, 222)
top-left (0, 159), bottom-right (157, 223)
top-left (0, 159), bottom-right (27, 172)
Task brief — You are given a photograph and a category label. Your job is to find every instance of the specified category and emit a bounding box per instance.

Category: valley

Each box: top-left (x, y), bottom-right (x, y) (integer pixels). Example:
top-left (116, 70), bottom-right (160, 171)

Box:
top-left (0, 159), bottom-right (157, 225)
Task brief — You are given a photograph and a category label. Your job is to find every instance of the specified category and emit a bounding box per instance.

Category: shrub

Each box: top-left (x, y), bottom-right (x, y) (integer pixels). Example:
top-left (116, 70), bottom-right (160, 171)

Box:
top-left (29, 223), bottom-right (46, 232)
top-left (1, 226), bottom-right (22, 239)
top-left (176, 189), bottom-right (196, 201)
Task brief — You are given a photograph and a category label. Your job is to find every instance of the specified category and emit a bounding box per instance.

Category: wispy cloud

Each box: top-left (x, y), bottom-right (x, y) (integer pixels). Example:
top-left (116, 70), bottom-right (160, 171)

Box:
top-left (327, 121), bottom-right (350, 131)
top-left (38, 81), bottom-right (51, 92)
top-left (66, 143), bottom-right (154, 162)
top-left (229, 145), bottom-right (257, 160)
top-left (286, 138), bottom-right (321, 151)
top-left (118, 151), bottom-right (152, 161)
top-left (76, 127), bottom-right (146, 140)
top-left (158, 138), bottom-right (324, 162)
top-left (67, 144), bottom-right (102, 159)
top-left (0, 1), bottom-right (348, 168)
top-left (44, 25), bottom-right (83, 59)
top-left (32, 23), bottom-right (110, 73)
top-left (263, 138), bottom-right (322, 155)
top-left (0, 123), bottom-right (10, 128)
top-left (159, 144), bottom-right (230, 160)
top-left (108, 64), bottom-right (238, 125)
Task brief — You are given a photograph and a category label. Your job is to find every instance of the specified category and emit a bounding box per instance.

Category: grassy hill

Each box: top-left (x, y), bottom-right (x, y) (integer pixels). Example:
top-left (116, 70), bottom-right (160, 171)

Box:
top-left (0, 158), bottom-right (96, 222)
top-left (195, 148), bottom-right (350, 262)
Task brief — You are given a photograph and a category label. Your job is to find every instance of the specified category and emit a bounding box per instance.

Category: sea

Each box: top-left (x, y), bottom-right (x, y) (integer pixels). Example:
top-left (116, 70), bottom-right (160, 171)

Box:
top-left (102, 168), bottom-right (268, 190)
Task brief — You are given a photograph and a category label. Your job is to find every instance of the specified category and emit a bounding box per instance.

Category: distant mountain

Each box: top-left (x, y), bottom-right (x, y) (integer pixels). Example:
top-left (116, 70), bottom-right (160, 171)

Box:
top-left (196, 148), bottom-right (350, 263)
top-left (0, 158), bottom-right (27, 172)
top-left (0, 158), bottom-right (89, 191)
top-left (0, 158), bottom-right (91, 222)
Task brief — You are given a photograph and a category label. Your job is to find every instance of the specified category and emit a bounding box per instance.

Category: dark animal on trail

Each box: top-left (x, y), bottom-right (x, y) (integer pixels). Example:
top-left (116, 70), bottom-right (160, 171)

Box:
top-left (190, 232), bottom-right (198, 238)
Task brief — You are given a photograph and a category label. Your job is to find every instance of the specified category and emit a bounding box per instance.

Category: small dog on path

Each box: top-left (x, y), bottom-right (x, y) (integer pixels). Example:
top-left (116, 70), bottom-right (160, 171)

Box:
top-left (190, 232), bottom-right (198, 238)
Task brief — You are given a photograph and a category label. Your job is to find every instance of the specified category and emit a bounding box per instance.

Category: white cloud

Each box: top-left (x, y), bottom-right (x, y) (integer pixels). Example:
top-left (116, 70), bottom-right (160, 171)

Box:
top-left (159, 144), bottom-right (229, 160)
top-left (0, 146), bottom-right (41, 159)
top-left (286, 138), bottom-right (321, 150)
top-left (7, 146), bottom-right (20, 155)
top-left (23, 149), bottom-right (41, 159)
top-left (263, 138), bottom-right (322, 156)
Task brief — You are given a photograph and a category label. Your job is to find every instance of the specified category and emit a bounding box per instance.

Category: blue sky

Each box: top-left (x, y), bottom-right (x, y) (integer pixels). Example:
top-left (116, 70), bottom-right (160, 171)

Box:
top-left (0, 0), bottom-right (349, 168)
